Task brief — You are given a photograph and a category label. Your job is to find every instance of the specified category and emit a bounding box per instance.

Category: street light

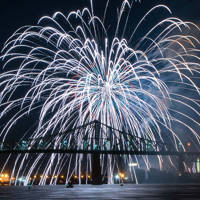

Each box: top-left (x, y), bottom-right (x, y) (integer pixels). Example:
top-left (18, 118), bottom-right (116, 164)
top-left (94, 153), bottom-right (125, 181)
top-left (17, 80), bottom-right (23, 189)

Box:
top-left (186, 142), bottom-right (191, 147)
top-left (129, 162), bottom-right (138, 167)
top-left (129, 162), bottom-right (138, 184)
top-left (197, 158), bottom-right (200, 173)
top-left (115, 174), bottom-right (119, 180)
top-left (119, 173), bottom-right (125, 178)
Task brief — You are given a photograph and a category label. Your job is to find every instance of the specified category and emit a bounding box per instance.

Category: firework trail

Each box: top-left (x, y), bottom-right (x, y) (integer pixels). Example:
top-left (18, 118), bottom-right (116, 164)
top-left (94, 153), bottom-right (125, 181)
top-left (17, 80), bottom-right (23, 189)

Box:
top-left (0, 0), bottom-right (200, 184)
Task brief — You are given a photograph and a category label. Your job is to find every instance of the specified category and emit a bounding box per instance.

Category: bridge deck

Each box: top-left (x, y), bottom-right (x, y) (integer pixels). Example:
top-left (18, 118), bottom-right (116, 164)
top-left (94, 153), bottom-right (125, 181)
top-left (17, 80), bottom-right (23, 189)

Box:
top-left (0, 149), bottom-right (199, 156)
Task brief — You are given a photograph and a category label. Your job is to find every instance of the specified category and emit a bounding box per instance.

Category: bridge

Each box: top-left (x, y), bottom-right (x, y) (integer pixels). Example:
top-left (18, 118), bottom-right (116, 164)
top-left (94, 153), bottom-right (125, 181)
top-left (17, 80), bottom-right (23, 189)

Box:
top-left (0, 120), bottom-right (199, 184)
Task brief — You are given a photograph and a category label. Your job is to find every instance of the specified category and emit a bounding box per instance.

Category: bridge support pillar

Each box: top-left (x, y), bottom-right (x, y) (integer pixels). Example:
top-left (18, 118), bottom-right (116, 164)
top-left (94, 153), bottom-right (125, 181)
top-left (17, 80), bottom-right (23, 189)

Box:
top-left (92, 120), bottom-right (102, 184)
top-left (92, 153), bottom-right (102, 184)
top-left (178, 154), bottom-right (184, 175)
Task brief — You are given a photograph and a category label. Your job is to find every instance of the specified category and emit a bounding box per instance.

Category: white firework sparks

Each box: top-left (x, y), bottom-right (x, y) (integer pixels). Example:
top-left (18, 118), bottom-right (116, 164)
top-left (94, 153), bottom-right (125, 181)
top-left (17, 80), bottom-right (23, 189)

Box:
top-left (0, 0), bottom-right (200, 184)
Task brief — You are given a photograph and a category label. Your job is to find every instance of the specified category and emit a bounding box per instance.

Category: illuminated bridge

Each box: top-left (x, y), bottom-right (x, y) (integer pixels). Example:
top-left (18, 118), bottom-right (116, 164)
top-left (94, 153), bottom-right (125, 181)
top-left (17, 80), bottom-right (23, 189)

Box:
top-left (0, 120), bottom-right (199, 184)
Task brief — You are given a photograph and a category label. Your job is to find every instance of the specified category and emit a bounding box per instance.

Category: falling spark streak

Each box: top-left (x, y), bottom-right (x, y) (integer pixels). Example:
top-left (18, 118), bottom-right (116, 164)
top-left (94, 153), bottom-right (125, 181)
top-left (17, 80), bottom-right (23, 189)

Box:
top-left (0, 0), bottom-right (200, 184)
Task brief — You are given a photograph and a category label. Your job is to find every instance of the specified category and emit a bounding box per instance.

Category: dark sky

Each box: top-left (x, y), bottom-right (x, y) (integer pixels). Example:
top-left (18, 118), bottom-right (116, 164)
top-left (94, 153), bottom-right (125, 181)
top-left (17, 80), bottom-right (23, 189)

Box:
top-left (0, 0), bottom-right (200, 50)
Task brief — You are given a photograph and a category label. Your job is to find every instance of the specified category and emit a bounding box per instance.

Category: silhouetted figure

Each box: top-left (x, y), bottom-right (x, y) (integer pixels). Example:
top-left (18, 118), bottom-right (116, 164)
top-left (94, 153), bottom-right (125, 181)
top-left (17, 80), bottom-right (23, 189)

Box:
top-left (27, 182), bottom-right (31, 190)
top-left (66, 181), bottom-right (73, 188)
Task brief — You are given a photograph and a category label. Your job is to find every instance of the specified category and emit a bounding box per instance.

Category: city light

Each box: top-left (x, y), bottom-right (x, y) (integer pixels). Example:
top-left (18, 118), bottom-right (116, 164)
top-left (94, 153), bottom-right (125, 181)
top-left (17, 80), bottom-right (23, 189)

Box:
top-left (17, 177), bottom-right (26, 183)
top-left (129, 163), bottom-right (138, 167)
top-left (4, 174), bottom-right (8, 178)
top-left (186, 142), bottom-right (191, 147)
top-left (119, 173), bottom-right (125, 178)
top-left (0, 174), bottom-right (9, 178)
top-left (0, 173), bottom-right (9, 184)
top-left (197, 158), bottom-right (200, 173)
top-left (115, 174), bottom-right (119, 180)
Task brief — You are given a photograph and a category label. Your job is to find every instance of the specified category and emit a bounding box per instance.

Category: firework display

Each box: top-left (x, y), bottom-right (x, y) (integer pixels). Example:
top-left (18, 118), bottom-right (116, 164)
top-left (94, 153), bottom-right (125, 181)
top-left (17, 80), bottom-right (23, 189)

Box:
top-left (0, 0), bottom-right (200, 185)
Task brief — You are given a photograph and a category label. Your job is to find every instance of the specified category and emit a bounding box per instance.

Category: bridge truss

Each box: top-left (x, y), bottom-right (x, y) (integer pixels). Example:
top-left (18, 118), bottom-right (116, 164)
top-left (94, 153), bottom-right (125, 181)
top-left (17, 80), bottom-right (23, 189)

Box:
top-left (0, 120), bottom-right (199, 184)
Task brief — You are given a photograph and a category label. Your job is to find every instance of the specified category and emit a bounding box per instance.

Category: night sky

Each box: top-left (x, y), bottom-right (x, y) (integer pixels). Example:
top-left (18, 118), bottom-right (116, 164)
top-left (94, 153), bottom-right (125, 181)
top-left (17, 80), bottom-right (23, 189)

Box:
top-left (0, 0), bottom-right (200, 50)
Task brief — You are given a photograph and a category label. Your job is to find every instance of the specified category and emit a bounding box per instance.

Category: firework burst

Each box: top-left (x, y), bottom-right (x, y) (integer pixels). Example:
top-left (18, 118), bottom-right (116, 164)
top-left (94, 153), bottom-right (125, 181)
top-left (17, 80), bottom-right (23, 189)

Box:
top-left (0, 0), bottom-right (200, 184)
